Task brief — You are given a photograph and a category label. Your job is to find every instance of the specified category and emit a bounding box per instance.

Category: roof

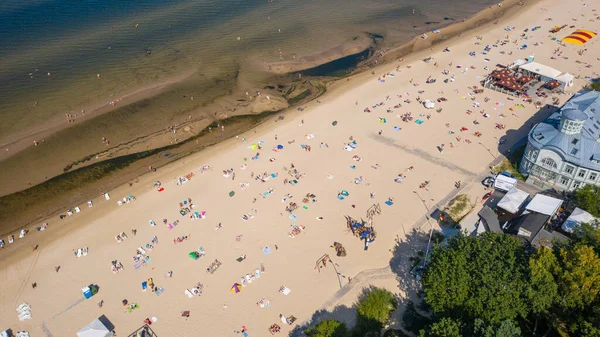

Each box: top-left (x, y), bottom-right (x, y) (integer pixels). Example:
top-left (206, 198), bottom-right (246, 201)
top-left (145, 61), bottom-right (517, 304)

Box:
top-left (563, 107), bottom-right (588, 121)
top-left (562, 207), bottom-right (598, 233)
top-left (497, 188), bottom-right (529, 214)
top-left (77, 316), bottom-right (113, 337)
top-left (478, 206), bottom-right (502, 233)
top-left (519, 61), bottom-right (572, 85)
top-left (527, 91), bottom-right (600, 171)
top-left (532, 228), bottom-right (570, 248)
top-left (525, 194), bottom-right (563, 216)
top-left (505, 212), bottom-right (550, 241)
top-left (494, 174), bottom-right (518, 192)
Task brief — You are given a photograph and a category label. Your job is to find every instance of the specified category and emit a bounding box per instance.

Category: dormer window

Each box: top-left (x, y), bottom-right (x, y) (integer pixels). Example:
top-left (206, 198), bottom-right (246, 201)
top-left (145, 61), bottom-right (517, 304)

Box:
top-left (572, 138), bottom-right (579, 145)
top-left (571, 148), bottom-right (579, 155)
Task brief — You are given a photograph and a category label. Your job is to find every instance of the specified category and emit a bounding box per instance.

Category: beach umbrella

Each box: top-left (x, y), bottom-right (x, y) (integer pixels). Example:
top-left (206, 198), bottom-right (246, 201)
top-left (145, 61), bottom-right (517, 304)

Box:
top-left (250, 144), bottom-right (258, 150)
top-left (332, 121), bottom-right (338, 126)
top-left (562, 29), bottom-right (597, 45)
top-left (229, 191), bottom-right (235, 197)
top-left (277, 144), bottom-right (284, 149)
top-left (230, 283), bottom-right (242, 293)
top-left (379, 118), bottom-right (387, 124)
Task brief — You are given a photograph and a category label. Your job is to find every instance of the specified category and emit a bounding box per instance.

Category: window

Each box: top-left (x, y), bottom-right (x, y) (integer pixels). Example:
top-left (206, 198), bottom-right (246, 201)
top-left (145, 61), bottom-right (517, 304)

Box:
top-left (578, 169), bottom-right (587, 178)
top-left (541, 157), bottom-right (557, 169)
top-left (590, 172), bottom-right (598, 181)
top-left (571, 148), bottom-right (579, 155)
top-left (572, 138), bottom-right (579, 145)
top-left (564, 165), bottom-right (575, 174)
top-left (594, 124), bottom-right (599, 130)
top-left (560, 177), bottom-right (569, 185)
top-left (573, 181), bottom-right (581, 189)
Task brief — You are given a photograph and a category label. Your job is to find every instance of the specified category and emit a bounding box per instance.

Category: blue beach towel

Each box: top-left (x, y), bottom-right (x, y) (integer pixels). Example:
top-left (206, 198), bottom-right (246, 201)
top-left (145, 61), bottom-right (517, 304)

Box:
top-left (415, 119), bottom-right (424, 124)
top-left (289, 214), bottom-right (298, 221)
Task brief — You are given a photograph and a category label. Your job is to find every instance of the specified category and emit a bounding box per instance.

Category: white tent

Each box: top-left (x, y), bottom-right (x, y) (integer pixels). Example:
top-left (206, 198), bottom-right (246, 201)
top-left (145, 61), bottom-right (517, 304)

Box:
top-left (562, 207), bottom-right (597, 233)
top-left (525, 194), bottom-right (563, 216)
top-left (497, 188), bottom-right (529, 214)
top-left (518, 61), bottom-right (573, 88)
top-left (77, 317), bottom-right (113, 337)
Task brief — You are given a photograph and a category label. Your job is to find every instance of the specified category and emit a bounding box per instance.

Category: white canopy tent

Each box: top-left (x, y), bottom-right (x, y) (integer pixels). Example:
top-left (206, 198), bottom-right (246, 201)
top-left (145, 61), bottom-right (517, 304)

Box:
top-left (525, 194), bottom-right (563, 216)
top-left (497, 188), bottom-right (529, 214)
top-left (562, 207), bottom-right (597, 233)
top-left (518, 61), bottom-right (573, 89)
top-left (77, 317), bottom-right (113, 337)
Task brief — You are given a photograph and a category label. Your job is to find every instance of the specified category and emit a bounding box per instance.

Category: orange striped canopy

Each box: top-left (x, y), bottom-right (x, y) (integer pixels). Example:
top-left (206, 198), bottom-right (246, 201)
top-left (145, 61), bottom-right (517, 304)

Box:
top-left (562, 29), bottom-right (597, 45)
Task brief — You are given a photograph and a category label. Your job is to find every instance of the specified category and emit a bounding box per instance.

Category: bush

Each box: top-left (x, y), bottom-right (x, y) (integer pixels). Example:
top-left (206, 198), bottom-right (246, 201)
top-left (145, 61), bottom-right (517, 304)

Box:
top-left (357, 288), bottom-right (398, 326)
top-left (305, 319), bottom-right (349, 337)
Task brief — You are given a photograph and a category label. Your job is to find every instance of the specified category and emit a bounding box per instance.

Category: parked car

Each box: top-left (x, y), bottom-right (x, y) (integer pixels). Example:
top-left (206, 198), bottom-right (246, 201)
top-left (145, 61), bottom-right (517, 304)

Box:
top-left (482, 176), bottom-right (495, 187)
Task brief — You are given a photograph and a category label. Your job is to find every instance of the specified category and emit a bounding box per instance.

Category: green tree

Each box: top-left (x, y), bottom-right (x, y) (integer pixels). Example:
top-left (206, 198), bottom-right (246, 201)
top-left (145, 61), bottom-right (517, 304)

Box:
top-left (527, 247), bottom-right (558, 314)
top-left (356, 288), bottom-right (398, 328)
top-left (573, 185), bottom-right (600, 217)
top-left (422, 232), bottom-right (529, 324)
top-left (573, 222), bottom-right (600, 255)
top-left (428, 318), bottom-right (462, 337)
top-left (305, 319), bottom-right (348, 337)
top-left (557, 244), bottom-right (600, 309)
top-left (526, 247), bottom-right (558, 334)
top-left (473, 319), bottom-right (522, 337)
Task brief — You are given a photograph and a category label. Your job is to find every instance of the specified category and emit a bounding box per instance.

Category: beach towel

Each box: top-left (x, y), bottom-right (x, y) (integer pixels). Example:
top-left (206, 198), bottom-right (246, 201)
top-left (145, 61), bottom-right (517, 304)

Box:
top-left (393, 126), bottom-right (401, 131)
top-left (289, 214), bottom-right (298, 221)
top-left (185, 289), bottom-right (194, 298)
top-left (263, 247), bottom-right (273, 254)
top-left (255, 269), bottom-right (261, 278)
top-left (142, 282), bottom-right (147, 292)
top-left (415, 119), bottom-right (424, 124)
top-left (280, 286), bottom-right (291, 295)
top-left (337, 195), bottom-right (345, 200)
top-left (155, 287), bottom-right (165, 296)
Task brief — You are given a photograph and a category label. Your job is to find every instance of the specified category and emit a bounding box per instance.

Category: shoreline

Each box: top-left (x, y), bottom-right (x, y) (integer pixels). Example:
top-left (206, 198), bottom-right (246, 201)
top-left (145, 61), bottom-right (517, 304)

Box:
top-left (0, 0), bottom-right (534, 237)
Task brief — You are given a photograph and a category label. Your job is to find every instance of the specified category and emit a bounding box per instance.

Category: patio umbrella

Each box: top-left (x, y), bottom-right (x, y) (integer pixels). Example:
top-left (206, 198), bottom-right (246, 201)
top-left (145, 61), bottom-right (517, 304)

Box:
top-left (230, 283), bottom-right (242, 293)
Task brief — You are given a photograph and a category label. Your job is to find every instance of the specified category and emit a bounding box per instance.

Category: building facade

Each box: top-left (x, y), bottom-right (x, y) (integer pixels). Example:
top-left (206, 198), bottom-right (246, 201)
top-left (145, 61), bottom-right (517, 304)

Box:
top-left (519, 90), bottom-right (600, 191)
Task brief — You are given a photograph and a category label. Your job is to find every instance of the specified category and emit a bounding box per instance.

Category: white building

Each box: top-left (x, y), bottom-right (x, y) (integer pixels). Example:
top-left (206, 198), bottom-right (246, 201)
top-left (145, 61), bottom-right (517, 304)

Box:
top-left (519, 90), bottom-right (600, 191)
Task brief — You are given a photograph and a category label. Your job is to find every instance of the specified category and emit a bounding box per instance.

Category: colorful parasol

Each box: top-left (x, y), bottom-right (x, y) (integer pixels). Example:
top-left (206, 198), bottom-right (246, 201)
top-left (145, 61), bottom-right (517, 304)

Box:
top-left (562, 30), bottom-right (597, 45)
top-left (230, 283), bottom-right (242, 293)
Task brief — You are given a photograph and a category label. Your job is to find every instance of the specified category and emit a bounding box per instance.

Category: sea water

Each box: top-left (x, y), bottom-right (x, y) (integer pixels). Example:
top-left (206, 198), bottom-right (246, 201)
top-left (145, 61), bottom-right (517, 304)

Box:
top-left (0, 0), bottom-right (499, 147)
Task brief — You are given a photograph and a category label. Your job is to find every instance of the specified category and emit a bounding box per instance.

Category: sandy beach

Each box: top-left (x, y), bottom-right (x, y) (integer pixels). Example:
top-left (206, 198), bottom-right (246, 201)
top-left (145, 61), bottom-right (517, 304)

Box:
top-left (2, 0), bottom-right (600, 336)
